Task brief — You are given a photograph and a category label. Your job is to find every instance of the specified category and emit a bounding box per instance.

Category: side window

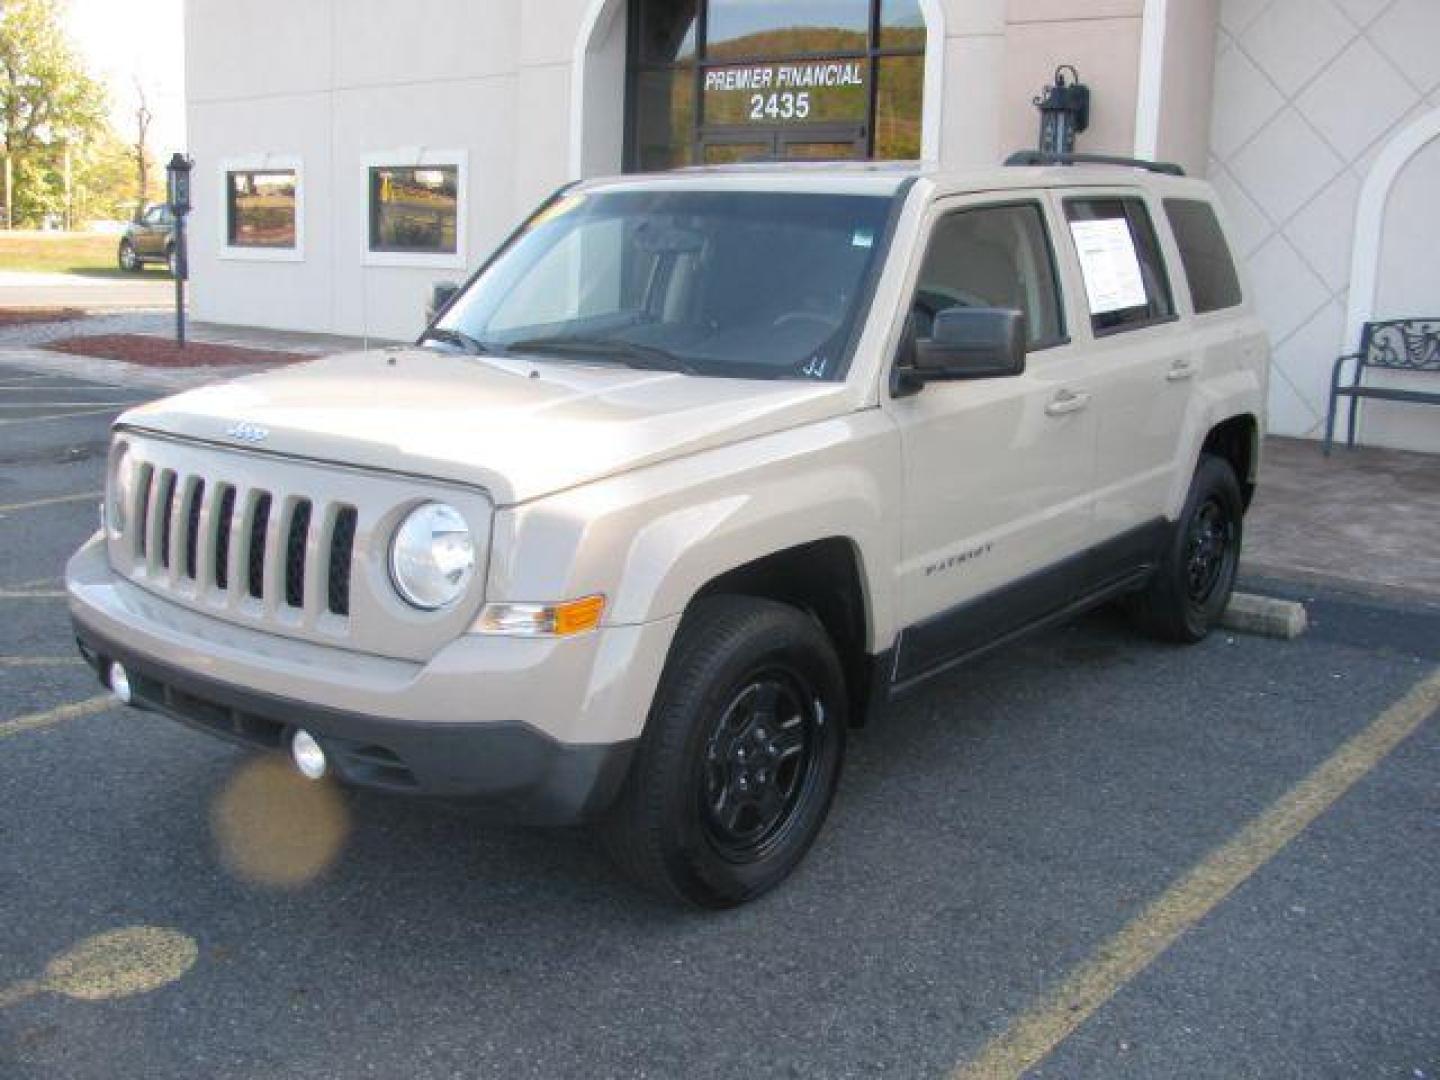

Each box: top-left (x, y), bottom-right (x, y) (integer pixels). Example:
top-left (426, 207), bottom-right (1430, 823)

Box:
top-left (912, 203), bottom-right (1065, 349)
top-left (1064, 197), bottom-right (1175, 335)
top-left (1164, 198), bottom-right (1242, 314)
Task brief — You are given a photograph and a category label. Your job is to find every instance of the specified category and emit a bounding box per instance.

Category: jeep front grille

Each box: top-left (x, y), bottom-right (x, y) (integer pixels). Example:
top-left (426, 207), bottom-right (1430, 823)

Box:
top-left (134, 465), bottom-right (356, 622)
top-left (107, 432), bottom-right (492, 661)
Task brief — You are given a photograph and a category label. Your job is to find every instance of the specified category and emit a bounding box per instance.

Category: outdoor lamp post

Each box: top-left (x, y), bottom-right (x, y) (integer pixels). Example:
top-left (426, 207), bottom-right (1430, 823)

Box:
top-left (1033, 65), bottom-right (1090, 157)
top-left (165, 152), bottom-right (193, 346)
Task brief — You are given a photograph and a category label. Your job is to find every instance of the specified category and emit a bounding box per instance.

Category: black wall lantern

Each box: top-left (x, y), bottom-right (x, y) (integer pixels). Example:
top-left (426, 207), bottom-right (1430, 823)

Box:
top-left (165, 153), bottom-right (193, 345)
top-left (1033, 65), bottom-right (1090, 157)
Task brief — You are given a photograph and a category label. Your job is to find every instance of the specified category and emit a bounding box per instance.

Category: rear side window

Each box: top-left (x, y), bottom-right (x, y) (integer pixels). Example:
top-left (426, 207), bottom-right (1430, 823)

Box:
top-left (1064, 197), bottom-right (1175, 336)
top-left (1164, 199), bottom-right (1243, 314)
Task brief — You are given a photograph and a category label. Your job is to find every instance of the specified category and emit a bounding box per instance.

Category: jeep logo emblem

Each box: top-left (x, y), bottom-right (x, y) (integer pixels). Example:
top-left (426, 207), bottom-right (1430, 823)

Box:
top-left (226, 422), bottom-right (269, 444)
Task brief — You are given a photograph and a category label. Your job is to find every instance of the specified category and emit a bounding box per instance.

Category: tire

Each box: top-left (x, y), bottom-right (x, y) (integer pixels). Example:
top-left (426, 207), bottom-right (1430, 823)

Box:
top-left (165, 245), bottom-right (178, 277)
top-left (600, 595), bottom-right (847, 908)
top-left (1129, 453), bottom-right (1244, 643)
top-left (117, 240), bottom-right (140, 272)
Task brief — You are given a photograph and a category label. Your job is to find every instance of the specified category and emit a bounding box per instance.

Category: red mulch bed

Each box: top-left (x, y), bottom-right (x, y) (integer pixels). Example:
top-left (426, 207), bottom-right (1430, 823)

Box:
top-left (0, 307), bottom-right (84, 326)
top-left (44, 333), bottom-right (309, 368)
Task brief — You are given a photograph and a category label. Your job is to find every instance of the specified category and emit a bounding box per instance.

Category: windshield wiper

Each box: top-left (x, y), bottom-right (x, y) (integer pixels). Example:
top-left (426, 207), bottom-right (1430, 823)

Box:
top-left (419, 326), bottom-right (498, 356)
top-left (507, 335), bottom-right (695, 374)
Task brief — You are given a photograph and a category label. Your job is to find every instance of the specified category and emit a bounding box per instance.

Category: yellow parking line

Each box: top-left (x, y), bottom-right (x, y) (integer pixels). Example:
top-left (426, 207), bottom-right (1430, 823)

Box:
top-left (952, 665), bottom-right (1440, 1080)
top-left (0, 491), bottom-right (101, 514)
top-left (0, 406), bottom-right (120, 427)
top-left (0, 590), bottom-right (66, 599)
top-left (0, 695), bottom-right (112, 739)
top-left (0, 656), bottom-right (84, 668)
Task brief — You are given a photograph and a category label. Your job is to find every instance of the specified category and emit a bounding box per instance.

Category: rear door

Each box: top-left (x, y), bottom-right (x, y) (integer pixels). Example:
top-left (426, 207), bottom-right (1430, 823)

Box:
top-left (886, 193), bottom-right (1097, 682)
top-left (1050, 190), bottom-right (1192, 580)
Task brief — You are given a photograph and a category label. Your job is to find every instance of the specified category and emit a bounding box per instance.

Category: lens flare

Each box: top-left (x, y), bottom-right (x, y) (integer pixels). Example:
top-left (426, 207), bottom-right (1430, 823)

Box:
top-left (211, 756), bottom-right (351, 888)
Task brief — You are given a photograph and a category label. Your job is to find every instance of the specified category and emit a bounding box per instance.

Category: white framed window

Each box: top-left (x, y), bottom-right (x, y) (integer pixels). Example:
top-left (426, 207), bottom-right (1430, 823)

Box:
top-left (218, 154), bottom-right (305, 262)
top-left (361, 148), bottom-right (468, 269)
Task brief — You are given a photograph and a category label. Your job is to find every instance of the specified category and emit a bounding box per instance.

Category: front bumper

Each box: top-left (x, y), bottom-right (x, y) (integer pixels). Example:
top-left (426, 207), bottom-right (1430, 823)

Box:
top-left (67, 536), bottom-right (675, 823)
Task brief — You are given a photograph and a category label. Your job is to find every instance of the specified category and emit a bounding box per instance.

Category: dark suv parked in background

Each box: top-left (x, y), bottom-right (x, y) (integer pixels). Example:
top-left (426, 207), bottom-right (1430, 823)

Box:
top-left (117, 204), bottom-right (176, 274)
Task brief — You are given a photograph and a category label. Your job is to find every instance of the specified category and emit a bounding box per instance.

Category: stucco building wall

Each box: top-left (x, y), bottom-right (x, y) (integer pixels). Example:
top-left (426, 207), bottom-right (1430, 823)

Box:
top-left (1206, 0), bottom-right (1440, 446)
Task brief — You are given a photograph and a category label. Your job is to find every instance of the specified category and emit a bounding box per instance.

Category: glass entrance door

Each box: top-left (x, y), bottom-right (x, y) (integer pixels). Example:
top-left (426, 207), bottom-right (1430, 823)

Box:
top-left (778, 126), bottom-right (868, 161)
top-left (627, 0), bottom-right (927, 172)
top-left (700, 124), bottom-right (867, 164)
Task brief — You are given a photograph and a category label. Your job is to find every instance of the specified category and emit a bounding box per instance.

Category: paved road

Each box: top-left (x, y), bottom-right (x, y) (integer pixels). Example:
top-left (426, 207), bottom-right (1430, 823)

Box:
top-left (0, 270), bottom-right (174, 312)
top-left (1, 373), bottom-right (1437, 1079)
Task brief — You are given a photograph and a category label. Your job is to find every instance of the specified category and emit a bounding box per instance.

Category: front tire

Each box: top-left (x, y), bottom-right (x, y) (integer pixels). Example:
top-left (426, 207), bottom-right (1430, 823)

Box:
top-left (1129, 453), bottom-right (1243, 643)
top-left (165, 245), bottom-right (178, 277)
top-left (117, 240), bottom-right (140, 272)
top-left (600, 596), bottom-right (846, 908)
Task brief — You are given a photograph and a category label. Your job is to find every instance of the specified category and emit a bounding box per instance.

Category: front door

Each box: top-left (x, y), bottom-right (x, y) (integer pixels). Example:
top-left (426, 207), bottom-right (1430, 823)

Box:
top-left (886, 195), bottom-right (1097, 683)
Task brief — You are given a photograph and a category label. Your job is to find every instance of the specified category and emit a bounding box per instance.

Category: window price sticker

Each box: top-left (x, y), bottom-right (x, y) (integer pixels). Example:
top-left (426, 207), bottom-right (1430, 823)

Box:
top-left (1069, 218), bottom-right (1148, 314)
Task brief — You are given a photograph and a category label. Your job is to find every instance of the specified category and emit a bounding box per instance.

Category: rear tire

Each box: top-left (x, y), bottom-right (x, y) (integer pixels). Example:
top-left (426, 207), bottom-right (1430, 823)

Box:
top-left (600, 596), bottom-right (846, 908)
top-left (165, 245), bottom-right (178, 277)
top-left (1129, 453), bottom-right (1243, 643)
top-left (118, 240), bottom-right (140, 272)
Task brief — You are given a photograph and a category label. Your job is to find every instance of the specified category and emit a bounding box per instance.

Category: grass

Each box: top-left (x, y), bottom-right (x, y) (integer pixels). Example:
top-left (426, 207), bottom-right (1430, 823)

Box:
top-left (0, 231), bottom-right (160, 278)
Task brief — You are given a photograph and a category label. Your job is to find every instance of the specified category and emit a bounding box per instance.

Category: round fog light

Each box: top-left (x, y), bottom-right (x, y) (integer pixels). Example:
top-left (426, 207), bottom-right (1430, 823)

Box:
top-left (290, 729), bottom-right (328, 780)
top-left (108, 662), bottom-right (132, 705)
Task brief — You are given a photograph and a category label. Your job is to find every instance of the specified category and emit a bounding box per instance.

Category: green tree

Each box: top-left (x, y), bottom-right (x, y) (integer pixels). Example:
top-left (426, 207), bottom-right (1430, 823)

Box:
top-left (0, 0), bottom-right (108, 226)
top-left (73, 127), bottom-right (150, 223)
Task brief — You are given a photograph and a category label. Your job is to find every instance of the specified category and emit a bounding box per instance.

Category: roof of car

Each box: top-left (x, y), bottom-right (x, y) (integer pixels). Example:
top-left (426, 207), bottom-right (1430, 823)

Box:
top-left (576, 159), bottom-right (1212, 200)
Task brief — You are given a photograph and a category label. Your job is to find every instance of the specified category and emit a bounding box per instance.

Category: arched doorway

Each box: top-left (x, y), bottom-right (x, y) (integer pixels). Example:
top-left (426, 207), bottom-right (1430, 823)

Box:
top-left (573, 0), bottom-right (943, 176)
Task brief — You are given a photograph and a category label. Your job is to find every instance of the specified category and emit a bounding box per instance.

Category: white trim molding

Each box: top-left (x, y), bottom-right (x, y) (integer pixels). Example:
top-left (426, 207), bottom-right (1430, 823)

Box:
top-left (1345, 109), bottom-right (1440, 351)
top-left (571, 0), bottom-right (625, 178)
top-left (360, 147), bottom-right (469, 270)
top-left (571, 0), bottom-right (948, 176)
top-left (917, 0), bottom-right (945, 165)
top-left (1133, 0), bottom-right (1168, 160)
top-left (216, 154), bottom-right (305, 263)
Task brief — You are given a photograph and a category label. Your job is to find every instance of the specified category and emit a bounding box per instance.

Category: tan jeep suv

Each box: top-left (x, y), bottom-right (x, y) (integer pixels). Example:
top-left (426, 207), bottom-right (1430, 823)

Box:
top-left (68, 156), bottom-right (1267, 907)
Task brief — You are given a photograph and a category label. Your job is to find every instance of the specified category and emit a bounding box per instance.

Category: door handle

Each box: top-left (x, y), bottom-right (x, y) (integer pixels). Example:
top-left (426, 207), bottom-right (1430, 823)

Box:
top-left (1045, 389), bottom-right (1091, 416)
top-left (1167, 360), bottom-right (1198, 382)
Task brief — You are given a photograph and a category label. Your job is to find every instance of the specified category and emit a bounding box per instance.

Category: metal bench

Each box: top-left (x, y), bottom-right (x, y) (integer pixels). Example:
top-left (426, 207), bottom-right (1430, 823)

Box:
top-left (1324, 318), bottom-right (1440, 455)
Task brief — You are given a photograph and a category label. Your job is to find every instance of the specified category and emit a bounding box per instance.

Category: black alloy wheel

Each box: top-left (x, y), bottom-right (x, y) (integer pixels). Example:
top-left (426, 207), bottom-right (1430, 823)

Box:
top-left (601, 596), bottom-right (846, 908)
top-left (1184, 496), bottom-right (1235, 606)
top-left (701, 671), bottom-right (826, 862)
top-left (1128, 452), bottom-right (1243, 643)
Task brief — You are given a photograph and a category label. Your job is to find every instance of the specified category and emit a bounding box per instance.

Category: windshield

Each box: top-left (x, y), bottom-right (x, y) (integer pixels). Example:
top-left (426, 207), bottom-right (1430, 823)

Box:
top-left (432, 188), bottom-right (894, 381)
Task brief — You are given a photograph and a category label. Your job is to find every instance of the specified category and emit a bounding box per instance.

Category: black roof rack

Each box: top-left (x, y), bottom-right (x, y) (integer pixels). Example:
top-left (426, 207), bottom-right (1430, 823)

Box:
top-left (1005, 150), bottom-right (1186, 177)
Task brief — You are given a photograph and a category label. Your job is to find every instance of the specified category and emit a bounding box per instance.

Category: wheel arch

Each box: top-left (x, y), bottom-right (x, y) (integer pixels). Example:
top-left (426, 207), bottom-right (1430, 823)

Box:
top-left (688, 537), bottom-right (879, 727)
top-left (1201, 412), bottom-right (1259, 510)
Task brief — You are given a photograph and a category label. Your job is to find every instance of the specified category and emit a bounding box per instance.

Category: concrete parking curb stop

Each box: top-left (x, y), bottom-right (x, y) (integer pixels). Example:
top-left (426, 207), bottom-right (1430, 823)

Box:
top-left (1223, 592), bottom-right (1308, 640)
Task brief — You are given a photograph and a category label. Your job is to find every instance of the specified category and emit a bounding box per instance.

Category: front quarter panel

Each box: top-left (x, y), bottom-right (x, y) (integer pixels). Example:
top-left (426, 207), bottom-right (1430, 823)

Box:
top-left (486, 409), bottom-right (903, 650)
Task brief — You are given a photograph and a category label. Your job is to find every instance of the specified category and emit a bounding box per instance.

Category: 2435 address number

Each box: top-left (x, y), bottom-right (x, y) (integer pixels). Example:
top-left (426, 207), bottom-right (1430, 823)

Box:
top-left (749, 92), bottom-right (812, 121)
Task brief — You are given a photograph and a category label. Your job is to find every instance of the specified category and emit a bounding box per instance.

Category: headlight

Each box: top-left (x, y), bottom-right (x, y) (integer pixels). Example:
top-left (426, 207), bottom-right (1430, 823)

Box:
top-left (389, 502), bottom-right (475, 610)
top-left (107, 443), bottom-right (135, 536)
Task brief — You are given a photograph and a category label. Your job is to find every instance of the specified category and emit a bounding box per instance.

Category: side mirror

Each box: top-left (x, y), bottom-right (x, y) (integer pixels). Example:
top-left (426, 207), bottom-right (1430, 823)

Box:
top-left (911, 307), bottom-right (1027, 384)
top-left (426, 281), bottom-right (461, 324)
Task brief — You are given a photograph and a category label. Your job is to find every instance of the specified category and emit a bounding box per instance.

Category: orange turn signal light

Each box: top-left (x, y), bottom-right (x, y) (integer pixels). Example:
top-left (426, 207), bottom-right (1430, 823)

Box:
top-left (552, 595), bottom-right (606, 636)
top-left (476, 595), bottom-right (607, 637)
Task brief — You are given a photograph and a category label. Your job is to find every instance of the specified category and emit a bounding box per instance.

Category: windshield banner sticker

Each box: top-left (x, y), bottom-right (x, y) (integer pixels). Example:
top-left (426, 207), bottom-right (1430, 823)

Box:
top-left (1069, 218), bottom-right (1148, 315)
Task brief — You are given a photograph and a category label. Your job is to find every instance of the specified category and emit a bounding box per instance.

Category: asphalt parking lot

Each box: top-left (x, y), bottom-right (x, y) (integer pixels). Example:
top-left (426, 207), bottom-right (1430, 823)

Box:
top-left (1, 370), bottom-right (1437, 1079)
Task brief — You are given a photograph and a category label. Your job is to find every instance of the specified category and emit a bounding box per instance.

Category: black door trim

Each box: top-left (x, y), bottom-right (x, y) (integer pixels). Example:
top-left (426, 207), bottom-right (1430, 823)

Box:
top-left (891, 518), bottom-right (1171, 692)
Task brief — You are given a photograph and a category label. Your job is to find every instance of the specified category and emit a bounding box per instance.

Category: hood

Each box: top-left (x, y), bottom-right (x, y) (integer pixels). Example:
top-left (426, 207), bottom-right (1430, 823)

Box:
top-left (118, 347), bottom-right (854, 504)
